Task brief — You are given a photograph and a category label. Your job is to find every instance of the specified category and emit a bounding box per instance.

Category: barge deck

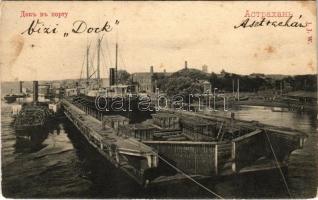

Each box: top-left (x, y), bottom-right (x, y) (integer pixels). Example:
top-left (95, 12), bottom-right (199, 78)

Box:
top-left (62, 99), bottom-right (158, 185)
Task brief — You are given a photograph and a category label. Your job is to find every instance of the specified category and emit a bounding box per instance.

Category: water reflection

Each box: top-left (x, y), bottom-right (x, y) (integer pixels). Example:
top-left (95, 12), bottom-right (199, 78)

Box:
top-left (233, 105), bottom-right (317, 132)
top-left (14, 132), bottom-right (48, 153)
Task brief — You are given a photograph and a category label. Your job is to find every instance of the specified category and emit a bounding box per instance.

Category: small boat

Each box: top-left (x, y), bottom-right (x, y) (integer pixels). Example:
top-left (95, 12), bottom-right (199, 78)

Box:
top-left (4, 82), bottom-right (27, 103)
top-left (4, 93), bottom-right (26, 103)
top-left (235, 96), bottom-right (249, 101)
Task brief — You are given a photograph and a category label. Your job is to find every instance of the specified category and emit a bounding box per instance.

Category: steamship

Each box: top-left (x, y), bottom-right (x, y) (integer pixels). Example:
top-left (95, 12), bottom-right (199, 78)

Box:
top-left (71, 38), bottom-right (151, 123)
top-left (13, 81), bottom-right (57, 133)
top-left (3, 82), bottom-right (26, 103)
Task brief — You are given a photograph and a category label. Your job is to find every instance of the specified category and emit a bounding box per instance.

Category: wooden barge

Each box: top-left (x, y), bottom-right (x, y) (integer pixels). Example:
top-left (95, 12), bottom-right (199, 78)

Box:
top-left (117, 111), bottom-right (307, 183)
top-left (62, 97), bottom-right (307, 186)
top-left (62, 99), bottom-right (158, 185)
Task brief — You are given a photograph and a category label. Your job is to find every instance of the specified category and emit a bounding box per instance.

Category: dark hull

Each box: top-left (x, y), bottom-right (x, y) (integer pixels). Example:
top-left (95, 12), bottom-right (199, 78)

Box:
top-left (73, 95), bottom-right (154, 123)
top-left (13, 104), bottom-right (53, 132)
top-left (14, 124), bottom-right (46, 134)
top-left (4, 94), bottom-right (25, 103)
top-left (4, 96), bottom-right (17, 103)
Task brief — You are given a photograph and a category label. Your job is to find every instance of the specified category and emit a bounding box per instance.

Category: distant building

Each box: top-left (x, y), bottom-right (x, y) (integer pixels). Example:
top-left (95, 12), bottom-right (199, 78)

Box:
top-left (132, 66), bottom-right (170, 94)
top-left (202, 65), bottom-right (208, 73)
top-left (133, 72), bottom-right (154, 93)
top-left (65, 88), bottom-right (77, 96)
top-left (201, 80), bottom-right (211, 93)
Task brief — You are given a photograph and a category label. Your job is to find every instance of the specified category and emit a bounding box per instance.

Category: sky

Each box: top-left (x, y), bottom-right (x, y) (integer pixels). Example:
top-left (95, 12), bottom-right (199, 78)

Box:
top-left (0, 1), bottom-right (317, 81)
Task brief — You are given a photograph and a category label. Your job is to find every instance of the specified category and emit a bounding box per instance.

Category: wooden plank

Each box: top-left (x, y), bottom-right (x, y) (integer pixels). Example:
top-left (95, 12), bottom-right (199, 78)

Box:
top-left (232, 129), bottom-right (263, 142)
top-left (143, 140), bottom-right (228, 145)
top-left (215, 144), bottom-right (218, 175)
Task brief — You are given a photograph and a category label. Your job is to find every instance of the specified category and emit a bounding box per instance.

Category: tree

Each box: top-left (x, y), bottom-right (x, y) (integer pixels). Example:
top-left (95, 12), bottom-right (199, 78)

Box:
top-left (117, 70), bottom-right (130, 84)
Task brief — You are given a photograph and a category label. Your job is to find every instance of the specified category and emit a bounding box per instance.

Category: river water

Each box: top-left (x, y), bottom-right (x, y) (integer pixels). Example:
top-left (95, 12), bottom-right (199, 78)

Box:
top-left (1, 101), bottom-right (317, 198)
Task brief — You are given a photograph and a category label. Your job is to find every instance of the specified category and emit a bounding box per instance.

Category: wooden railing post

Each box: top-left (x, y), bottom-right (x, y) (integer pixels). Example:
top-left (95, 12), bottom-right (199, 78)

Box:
top-left (215, 144), bottom-right (218, 175)
top-left (232, 142), bottom-right (236, 173)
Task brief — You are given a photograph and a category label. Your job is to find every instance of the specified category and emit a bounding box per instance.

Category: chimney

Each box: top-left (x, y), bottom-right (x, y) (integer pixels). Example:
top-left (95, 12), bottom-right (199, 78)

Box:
top-left (109, 68), bottom-right (115, 86)
top-left (202, 65), bottom-right (208, 73)
top-left (163, 69), bottom-right (166, 73)
top-left (33, 81), bottom-right (38, 104)
top-left (185, 61), bottom-right (188, 69)
top-left (150, 66), bottom-right (154, 74)
top-left (19, 81), bottom-right (23, 93)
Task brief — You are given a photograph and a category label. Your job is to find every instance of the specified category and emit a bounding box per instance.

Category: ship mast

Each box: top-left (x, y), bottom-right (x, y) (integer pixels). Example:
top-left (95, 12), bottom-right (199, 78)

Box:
top-left (97, 38), bottom-right (101, 87)
top-left (115, 43), bottom-right (118, 85)
top-left (237, 78), bottom-right (240, 102)
top-left (86, 45), bottom-right (90, 86)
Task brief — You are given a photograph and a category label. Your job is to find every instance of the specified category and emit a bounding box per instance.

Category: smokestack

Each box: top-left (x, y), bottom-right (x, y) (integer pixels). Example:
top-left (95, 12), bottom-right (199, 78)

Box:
top-left (33, 81), bottom-right (38, 104)
top-left (150, 66), bottom-right (154, 74)
top-left (109, 68), bottom-right (115, 86)
top-left (202, 65), bottom-right (208, 73)
top-left (19, 81), bottom-right (23, 93)
top-left (115, 43), bottom-right (118, 85)
top-left (185, 61), bottom-right (188, 69)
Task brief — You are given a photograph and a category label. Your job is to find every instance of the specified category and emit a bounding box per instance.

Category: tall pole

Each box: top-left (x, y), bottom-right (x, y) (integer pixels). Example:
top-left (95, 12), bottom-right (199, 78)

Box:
top-left (213, 88), bottom-right (217, 111)
top-left (232, 79), bottom-right (235, 97)
top-left (97, 38), bottom-right (101, 85)
top-left (280, 81), bottom-right (283, 95)
top-left (237, 78), bottom-right (240, 102)
top-left (33, 81), bottom-right (38, 105)
top-left (115, 43), bottom-right (118, 85)
top-left (19, 81), bottom-right (23, 93)
top-left (86, 45), bottom-right (90, 86)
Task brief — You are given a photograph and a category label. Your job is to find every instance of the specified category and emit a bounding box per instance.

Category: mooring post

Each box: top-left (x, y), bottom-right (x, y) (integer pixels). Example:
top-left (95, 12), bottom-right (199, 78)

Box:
top-left (146, 155), bottom-right (152, 168)
top-left (300, 137), bottom-right (304, 148)
top-left (101, 115), bottom-right (106, 130)
top-left (215, 144), bottom-right (218, 175)
top-left (232, 142), bottom-right (236, 173)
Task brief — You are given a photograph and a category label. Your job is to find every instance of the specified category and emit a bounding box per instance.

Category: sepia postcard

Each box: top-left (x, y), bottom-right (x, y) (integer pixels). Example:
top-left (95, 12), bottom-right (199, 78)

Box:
top-left (0, 1), bottom-right (317, 198)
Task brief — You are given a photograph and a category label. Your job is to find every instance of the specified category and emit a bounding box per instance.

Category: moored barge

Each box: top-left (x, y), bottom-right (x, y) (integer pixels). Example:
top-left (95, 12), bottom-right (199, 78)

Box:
top-left (116, 111), bottom-right (307, 184)
top-left (62, 98), bottom-right (159, 186)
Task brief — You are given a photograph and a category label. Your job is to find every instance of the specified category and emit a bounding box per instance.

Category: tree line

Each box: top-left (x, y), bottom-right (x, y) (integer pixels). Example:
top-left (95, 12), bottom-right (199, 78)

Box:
top-left (119, 68), bottom-right (317, 97)
top-left (156, 69), bottom-right (317, 97)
